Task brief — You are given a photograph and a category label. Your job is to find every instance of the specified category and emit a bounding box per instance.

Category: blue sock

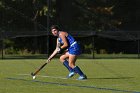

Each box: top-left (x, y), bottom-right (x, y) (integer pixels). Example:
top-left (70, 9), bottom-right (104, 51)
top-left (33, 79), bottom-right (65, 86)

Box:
top-left (63, 60), bottom-right (73, 72)
top-left (73, 66), bottom-right (84, 76)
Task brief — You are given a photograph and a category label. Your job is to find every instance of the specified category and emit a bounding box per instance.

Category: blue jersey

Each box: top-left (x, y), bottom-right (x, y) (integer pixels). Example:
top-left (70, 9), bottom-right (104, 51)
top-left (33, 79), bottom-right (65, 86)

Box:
top-left (58, 34), bottom-right (81, 55)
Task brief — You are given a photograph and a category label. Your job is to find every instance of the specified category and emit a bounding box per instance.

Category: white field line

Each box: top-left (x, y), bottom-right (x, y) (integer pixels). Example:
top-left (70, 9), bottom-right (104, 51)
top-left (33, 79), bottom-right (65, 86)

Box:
top-left (17, 74), bottom-right (68, 80)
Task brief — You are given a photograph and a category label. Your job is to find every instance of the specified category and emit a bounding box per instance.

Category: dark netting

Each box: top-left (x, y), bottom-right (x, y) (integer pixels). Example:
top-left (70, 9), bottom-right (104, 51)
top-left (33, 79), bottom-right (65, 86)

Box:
top-left (0, 30), bottom-right (47, 40)
top-left (97, 31), bottom-right (140, 41)
top-left (0, 30), bottom-right (140, 59)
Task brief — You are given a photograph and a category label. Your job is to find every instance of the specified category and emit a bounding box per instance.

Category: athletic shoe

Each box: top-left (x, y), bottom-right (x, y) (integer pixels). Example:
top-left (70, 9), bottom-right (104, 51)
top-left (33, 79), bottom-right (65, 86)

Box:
top-left (77, 75), bottom-right (87, 80)
top-left (67, 72), bottom-right (75, 78)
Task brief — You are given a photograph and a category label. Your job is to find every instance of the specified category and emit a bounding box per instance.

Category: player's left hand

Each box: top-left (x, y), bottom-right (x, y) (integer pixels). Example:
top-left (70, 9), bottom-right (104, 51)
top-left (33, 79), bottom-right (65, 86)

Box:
top-left (57, 47), bottom-right (62, 53)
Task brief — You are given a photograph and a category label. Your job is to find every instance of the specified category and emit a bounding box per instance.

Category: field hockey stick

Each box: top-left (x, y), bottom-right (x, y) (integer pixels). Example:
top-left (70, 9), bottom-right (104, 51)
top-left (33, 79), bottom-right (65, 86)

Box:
top-left (31, 62), bottom-right (48, 77)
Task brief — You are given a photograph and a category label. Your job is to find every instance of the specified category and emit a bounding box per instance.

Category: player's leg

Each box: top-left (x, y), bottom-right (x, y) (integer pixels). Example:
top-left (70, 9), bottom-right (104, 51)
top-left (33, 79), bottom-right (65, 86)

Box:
top-left (60, 52), bottom-right (75, 77)
top-left (69, 54), bottom-right (87, 80)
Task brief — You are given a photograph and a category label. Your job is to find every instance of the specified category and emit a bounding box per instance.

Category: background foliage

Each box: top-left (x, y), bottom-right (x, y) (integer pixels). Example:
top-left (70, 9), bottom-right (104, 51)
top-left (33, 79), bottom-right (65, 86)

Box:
top-left (0, 0), bottom-right (140, 55)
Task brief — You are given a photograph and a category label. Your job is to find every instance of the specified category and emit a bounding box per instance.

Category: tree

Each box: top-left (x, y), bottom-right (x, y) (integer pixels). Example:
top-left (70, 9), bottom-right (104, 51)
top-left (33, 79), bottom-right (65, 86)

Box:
top-left (55, 0), bottom-right (121, 31)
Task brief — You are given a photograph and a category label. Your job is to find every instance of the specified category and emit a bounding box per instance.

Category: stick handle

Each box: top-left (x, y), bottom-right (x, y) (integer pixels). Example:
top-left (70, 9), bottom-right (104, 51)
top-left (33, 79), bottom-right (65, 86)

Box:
top-left (32, 62), bottom-right (47, 76)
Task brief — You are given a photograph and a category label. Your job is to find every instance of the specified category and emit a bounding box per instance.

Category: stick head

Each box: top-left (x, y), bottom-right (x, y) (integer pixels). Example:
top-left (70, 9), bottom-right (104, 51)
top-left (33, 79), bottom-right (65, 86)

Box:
top-left (31, 72), bottom-right (35, 76)
top-left (31, 72), bottom-right (36, 79)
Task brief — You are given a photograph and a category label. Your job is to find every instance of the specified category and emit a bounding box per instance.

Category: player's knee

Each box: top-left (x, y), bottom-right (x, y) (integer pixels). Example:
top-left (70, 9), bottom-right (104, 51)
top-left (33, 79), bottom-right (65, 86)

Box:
top-left (59, 56), bottom-right (65, 62)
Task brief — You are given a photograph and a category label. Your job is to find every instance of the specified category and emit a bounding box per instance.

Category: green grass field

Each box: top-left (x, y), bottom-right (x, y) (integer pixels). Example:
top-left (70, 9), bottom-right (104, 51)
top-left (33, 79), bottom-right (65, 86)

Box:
top-left (0, 58), bottom-right (140, 93)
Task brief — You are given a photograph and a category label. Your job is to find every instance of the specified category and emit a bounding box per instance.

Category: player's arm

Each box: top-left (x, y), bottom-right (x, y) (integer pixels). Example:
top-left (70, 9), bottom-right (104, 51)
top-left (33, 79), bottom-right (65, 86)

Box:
top-left (59, 32), bottom-right (68, 49)
top-left (47, 38), bottom-right (60, 62)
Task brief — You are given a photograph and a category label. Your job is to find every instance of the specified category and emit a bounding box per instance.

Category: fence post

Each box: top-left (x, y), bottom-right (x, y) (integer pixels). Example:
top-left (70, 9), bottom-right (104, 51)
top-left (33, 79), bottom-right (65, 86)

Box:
top-left (138, 40), bottom-right (140, 59)
top-left (47, 0), bottom-right (51, 57)
top-left (1, 39), bottom-right (4, 59)
top-left (92, 35), bottom-right (95, 59)
top-left (0, 30), bottom-right (4, 59)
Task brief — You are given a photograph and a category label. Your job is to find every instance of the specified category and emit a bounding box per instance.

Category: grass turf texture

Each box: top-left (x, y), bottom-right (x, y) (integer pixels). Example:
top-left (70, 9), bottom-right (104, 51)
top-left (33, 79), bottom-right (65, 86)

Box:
top-left (0, 58), bottom-right (140, 93)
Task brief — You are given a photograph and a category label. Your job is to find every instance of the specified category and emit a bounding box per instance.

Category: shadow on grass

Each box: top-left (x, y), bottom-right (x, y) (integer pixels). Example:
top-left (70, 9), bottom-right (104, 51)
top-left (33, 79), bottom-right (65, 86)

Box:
top-left (6, 77), bottom-right (140, 93)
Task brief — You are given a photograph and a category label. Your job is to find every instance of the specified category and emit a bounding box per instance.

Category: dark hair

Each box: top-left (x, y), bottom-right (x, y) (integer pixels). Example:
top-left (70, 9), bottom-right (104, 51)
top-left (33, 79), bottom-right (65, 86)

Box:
top-left (51, 25), bottom-right (60, 30)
